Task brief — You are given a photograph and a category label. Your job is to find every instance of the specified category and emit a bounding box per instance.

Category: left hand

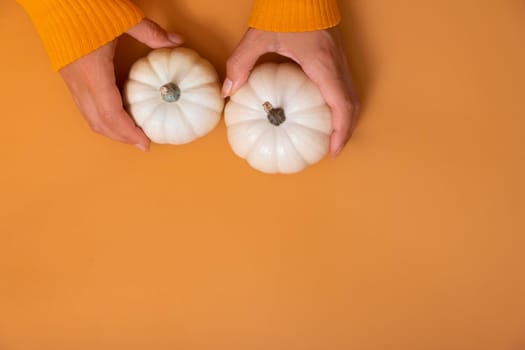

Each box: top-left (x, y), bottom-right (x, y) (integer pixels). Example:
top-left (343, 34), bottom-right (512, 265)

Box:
top-left (223, 27), bottom-right (359, 157)
top-left (59, 19), bottom-right (183, 151)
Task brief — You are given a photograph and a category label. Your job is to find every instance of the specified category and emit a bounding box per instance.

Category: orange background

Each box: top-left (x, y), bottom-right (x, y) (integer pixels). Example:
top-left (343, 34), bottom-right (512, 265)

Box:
top-left (1, 1), bottom-right (525, 349)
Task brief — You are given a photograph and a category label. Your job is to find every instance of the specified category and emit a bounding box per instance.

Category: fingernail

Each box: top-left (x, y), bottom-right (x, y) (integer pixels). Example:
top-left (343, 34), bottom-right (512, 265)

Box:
top-left (135, 143), bottom-right (148, 152)
top-left (222, 78), bottom-right (233, 98)
top-left (168, 33), bottom-right (183, 44)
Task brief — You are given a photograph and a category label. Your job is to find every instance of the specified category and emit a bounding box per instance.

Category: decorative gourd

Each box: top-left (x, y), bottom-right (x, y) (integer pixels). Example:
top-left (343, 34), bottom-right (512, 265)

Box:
top-left (125, 47), bottom-right (224, 144)
top-left (224, 63), bottom-right (332, 174)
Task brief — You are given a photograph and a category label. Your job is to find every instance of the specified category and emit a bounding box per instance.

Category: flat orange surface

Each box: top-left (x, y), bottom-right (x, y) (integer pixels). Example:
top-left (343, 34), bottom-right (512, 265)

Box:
top-left (1, 1), bottom-right (524, 349)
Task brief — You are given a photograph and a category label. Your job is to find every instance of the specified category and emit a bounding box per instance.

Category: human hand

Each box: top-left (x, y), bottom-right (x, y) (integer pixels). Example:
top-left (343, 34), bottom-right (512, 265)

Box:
top-left (223, 27), bottom-right (359, 157)
top-left (59, 19), bottom-right (183, 151)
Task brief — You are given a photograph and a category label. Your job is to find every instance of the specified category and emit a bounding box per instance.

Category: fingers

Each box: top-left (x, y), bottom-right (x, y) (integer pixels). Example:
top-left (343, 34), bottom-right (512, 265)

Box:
top-left (127, 18), bottom-right (183, 48)
top-left (71, 83), bottom-right (150, 151)
top-left (92, 84), bottom-right (150, 150)
top-left (60, 42), bottom-right (150, 151)
top-left (223, 29), bottom-right (273, 97)
top-left (320, 78), bottom-right (355, 157)
top-left (323, 74), bottom-right (359, 158)
top-left (329, 99), bottom-right (357, 158)
top-left (83, 43), bottom-right (150, 150)
top-left (302, 56), bottom-right (358, 157)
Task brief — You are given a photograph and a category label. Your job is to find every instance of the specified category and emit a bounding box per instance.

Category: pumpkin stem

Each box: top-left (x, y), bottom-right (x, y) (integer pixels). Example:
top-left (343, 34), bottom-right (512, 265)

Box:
top-left (263, 101), bottom-right (286, 126)
top-left (160, 83), bottom-right (181, 103)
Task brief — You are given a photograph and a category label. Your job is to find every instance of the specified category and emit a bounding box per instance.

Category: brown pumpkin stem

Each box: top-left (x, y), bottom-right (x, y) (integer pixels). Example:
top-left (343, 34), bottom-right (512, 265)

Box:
top-left (160, 82), bottom-right (181, 103)
top-left (263, 101), bottom-right (286, 126)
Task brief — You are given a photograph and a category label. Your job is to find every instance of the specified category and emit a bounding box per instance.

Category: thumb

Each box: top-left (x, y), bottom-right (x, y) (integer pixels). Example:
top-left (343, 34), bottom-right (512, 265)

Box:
top-left (127, 18), bottom-right (183, 48)
top-left (223, 29), bottom-right (270, 97)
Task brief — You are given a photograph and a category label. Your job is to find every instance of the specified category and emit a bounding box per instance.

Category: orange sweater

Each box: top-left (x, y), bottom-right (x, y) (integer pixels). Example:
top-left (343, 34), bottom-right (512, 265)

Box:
top-left (17, 0), bottom-right (341, 71)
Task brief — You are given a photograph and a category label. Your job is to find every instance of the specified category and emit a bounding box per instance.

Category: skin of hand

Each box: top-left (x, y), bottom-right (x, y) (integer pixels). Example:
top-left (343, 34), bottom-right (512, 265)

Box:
top-left (222, 27), bottom-right (359, 157)
top-left (59, 19), bottom-right (183, 151)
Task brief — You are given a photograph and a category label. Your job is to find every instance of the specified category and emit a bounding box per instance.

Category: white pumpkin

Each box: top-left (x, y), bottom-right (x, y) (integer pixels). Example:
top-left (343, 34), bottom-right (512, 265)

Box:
top-left (125, 47), bottom-right (224, 144)
top-left (224, 63), bottom-right (332, 174)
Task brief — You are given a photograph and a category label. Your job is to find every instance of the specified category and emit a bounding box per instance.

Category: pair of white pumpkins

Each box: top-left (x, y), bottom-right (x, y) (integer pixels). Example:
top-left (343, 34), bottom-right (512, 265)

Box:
top-left (125, 47), bottom-right (332, 174)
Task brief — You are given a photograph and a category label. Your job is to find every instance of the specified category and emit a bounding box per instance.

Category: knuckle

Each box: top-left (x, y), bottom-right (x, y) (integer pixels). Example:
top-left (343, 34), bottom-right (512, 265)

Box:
top-left (317, 48), bottom-right (335, 62)
top-left (341, 99), bottom-right (354, 114)
top-left (353, 99), bottom-right (361, 112)
top-left (344, 98), bottom-right (360, 115)
top-left (143, 20), bottom-right (164, 43)
top-left (89, 123), bottom-right (103, 134)
top-left (226, 54), bottom-right (242, 73)
top-left (100, 111), bottom-right (118, 124)
top-left (312, 50), bottom-right (337, 69)
top-left (150, 30), bottom-right (163, 44)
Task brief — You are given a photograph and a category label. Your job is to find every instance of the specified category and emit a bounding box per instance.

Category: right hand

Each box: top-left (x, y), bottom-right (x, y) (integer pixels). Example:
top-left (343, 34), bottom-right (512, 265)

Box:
top-left (223, 28), bottom-right (359, 157)
top-left (59, 19), bottom-right (183, 151)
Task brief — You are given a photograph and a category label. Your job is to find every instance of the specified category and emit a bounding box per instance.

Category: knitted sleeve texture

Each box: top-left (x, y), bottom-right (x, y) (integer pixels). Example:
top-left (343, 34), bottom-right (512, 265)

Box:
top-left (18, 0), bottom-right (341, 71)
top-left (17, 0), bottom-right (144, 71)
top-left (249, 0), bottom-right (341, 32)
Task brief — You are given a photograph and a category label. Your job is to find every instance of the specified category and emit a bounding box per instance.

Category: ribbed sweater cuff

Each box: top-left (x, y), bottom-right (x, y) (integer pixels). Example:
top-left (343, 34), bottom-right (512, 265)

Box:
top-left (248, 0), bottom-right (341, 32)
top-left (17, 0), bottom-right (144, 71)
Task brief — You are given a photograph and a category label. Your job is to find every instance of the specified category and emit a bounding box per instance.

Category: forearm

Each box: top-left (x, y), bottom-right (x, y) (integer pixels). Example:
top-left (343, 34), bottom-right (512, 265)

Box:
top-left (17, 0), bottom-right (144, 70)
top-left (248, 0), bottom-right (341, 32)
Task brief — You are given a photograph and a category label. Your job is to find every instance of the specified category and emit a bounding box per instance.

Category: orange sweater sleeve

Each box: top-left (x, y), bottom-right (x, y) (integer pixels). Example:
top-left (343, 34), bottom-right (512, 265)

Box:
top-left (17, 0), bottom-right (144, 71)
top-left (248, 0), bottom-right (341, 32)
